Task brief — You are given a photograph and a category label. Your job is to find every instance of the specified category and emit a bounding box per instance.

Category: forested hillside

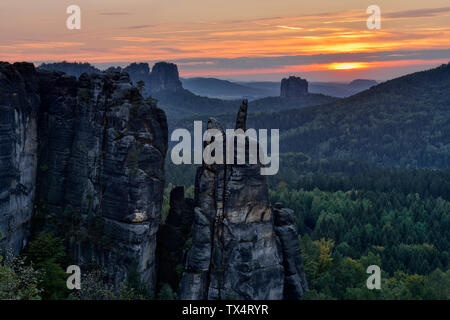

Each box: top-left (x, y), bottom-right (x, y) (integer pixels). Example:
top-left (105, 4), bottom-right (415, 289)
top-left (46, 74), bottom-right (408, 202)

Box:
top-left (164, 65), bottom-right (450, 299)
top-left (154, 89), bottom-right (336, 119)
top-left (248, 63), bottom-right (450, 168)
top-left (164, 156), bottom-right (450, 299)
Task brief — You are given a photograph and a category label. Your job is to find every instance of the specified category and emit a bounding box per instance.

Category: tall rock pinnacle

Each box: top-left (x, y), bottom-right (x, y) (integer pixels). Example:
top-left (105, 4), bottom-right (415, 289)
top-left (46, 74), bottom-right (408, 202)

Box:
top-left (178, 101), bottom-right (308, 300)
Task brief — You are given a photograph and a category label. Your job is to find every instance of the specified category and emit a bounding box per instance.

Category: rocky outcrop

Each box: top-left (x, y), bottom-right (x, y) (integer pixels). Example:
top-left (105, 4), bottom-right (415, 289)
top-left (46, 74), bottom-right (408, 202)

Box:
top-left (0, 62), bottom-right (168, 292)
top-left (106, 62), bottom-right (183, 97)
top-left (149, 62), bottom-right (183, 93)
top-left (119, 63), bottom-right (152, 96)
top-left (39, 62), bottom-right (184, 97)
top-left (273, 204), bottom-right (308, 299)
top-left (38, 62), bottom-right (100, 78)
top-left (0, 62), bottom-right (40, 254)
top-left (1, 61), bottom-right (306, 299)
top-left (157, 186), bottom-right (194, 291)
top-left (280, 76), bottom-right (308, 98)
top-left (178, 101), bottom-right (307, 299)
top-left (38, 69), bottom-right (168, 291)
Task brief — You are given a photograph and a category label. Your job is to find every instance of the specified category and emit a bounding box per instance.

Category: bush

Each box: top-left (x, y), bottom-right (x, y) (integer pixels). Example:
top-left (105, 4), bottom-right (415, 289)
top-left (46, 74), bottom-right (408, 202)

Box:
top-left (0, 250), bottom-right (42, 300)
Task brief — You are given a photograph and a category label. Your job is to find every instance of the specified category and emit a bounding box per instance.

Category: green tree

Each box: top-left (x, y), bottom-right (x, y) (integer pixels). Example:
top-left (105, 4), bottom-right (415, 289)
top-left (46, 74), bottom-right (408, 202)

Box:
top-left (0, 250), bottom-right (42, 300)
top-left (23, 232), bottom-right (68, 299)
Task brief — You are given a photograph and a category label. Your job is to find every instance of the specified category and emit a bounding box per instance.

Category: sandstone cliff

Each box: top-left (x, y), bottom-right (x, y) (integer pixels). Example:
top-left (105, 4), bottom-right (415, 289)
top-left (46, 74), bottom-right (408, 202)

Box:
top-left (177, 101), bottom-right (308, 299)
top-left (0, 62), bottom-right (307, 299)
top-left (0, 62), bottom-right (40, 254)
top-left (149, 62), bottom-right (183, 93)
top-left (0, 62), bottom-right (168, 291)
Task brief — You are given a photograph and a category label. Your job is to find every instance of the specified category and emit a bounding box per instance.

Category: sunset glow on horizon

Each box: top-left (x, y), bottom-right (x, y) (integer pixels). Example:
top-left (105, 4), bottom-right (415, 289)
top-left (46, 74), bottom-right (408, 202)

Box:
top-left (327, 62), bottom-right (370, 70)
top-left (1, 0), bottom-right (449, 81)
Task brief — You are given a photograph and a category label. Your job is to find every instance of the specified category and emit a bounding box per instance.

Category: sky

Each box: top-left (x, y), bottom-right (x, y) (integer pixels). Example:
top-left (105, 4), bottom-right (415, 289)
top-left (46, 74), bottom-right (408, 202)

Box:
top-left (0, 0), bottom-right (449, 81)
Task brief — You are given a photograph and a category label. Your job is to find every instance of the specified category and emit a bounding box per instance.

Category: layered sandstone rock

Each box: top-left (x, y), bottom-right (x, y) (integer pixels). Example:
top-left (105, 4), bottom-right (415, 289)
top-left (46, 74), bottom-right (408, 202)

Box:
top-left (0, 62), bottom-right (306, 299)
top-left (0, 62), bottom-right (168, 292)
top-left (0, 62), bottom-right (40, 254)
top-left (38, 69), bottom-right (168, 290)
top-left (157, 186), bottom-right (194, 291)
top-left (178, 101), bottom-right (308, 299)
top-left (280, 76), bottom-right (308, 98)
top-left (149, 62), bottom-right (183, 93)
top-left (273, 204), bottom-right (308, 299)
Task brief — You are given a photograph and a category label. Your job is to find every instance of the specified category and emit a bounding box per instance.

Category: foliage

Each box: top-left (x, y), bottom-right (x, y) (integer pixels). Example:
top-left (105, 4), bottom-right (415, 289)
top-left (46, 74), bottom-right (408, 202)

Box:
top-left (247, 63), bottom-right (450, 168)
top-left (0, 250), bottom-right (42, 300)
top-left (22, 232), bottom-right (68, 299)
top-left (300, 236), bottom-right (449, 300)
top-left (157, 282), bottom-right (176, 300)
top-left (70, 268), bottom-right (147, 300)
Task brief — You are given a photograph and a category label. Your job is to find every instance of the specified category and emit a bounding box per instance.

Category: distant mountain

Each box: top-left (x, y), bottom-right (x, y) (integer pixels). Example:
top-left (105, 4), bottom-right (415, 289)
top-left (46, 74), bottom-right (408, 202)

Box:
top-left (183, 77), bottom-right (377, 99)
top-left (173, 64), bottom-right (450, 168)
top-left (245, 64), bottom-right (450, 168)
top-left (348, 79), bottom-right (378, 89)
top-left (181, 77), bottom-right (267, 100)
top-left (154, 90), bottom-right (336, 120)
top-left (146, 65), bottom-right (336, 119)
top-left (309, 79), bottom-right (378, 97)
top-left (35, 61), bottom-right (337, 120)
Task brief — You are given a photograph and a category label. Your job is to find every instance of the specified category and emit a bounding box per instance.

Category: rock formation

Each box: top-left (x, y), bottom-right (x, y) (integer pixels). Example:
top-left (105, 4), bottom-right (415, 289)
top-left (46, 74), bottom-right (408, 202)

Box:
top-left (0, 62), bottom-right (168, 292)
top-left (178, 100), bottom-right (308, 299)
top-left (157, 186), bottom-right (194, 291)
top-left (0, 62), bottom-right (40, 254)
top-left (39, 62), bottom-right (184, 97)
top-left (273, 204), bottom-right (309, 299)
top-left (149, 62), bottom-right (183, 93)
top-left (280, 76), bottom-right (308, 98)
top-left (0, 62), bottom-right (307, 299)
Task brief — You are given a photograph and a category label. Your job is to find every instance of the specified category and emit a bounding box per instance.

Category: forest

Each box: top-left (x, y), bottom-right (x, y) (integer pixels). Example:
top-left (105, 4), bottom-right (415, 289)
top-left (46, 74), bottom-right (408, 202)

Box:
top-left (165, 155), bottom-right (450, 299)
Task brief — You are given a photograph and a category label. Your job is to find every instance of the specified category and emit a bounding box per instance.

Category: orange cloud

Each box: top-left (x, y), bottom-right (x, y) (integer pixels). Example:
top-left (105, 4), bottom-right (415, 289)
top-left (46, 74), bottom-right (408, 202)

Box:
top-left (2, 4), bottom-right (449, 81)
top-left (178, 59), bottom-right (450, 78)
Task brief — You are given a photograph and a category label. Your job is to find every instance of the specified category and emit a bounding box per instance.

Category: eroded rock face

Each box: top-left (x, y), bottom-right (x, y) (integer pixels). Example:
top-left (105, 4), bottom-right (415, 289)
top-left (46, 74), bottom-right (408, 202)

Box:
top-left (0, 62), bottom-right (40, 254)
top-left (157, 186), bottom-right (194, 291)
top-left (0, 62), bottom-right (168, 292)
top-left (37, 70), bottom-right (168, 290)
top-left (280, 76), bottom-right (308, 98)
top-left (273, 204), bottom-right (308, 299)
top-left (149, 62), bottom-right (183, 93)
top-left (178, 101), bottom-right (308, 299)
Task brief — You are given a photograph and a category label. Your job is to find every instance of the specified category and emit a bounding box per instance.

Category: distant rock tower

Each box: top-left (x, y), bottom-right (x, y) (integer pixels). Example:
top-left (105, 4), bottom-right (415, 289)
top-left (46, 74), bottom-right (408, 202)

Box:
top-left (149, 62), bottom-right (183, 93)
top-left (280, 76), bottom-right (308, 98)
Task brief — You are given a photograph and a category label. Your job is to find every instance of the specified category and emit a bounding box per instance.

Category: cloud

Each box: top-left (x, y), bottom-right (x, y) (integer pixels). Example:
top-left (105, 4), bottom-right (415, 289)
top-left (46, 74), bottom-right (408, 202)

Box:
top-left (0, 42), bottom-right (84, 49)
top-left (123, 25), bottom-right (156, 30)
top-left (385, 7), bottom-right (450, 19)
top-left (111, 37), bottom-right (159, 43)
top-left (171, 49), bottom-right (450, 71)
top-left (276, 26), bottom-right (303, 30)
top-left (159, 47), bottom-right (190, 53)
top-left (98, 12), bottom-right (131, 16)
